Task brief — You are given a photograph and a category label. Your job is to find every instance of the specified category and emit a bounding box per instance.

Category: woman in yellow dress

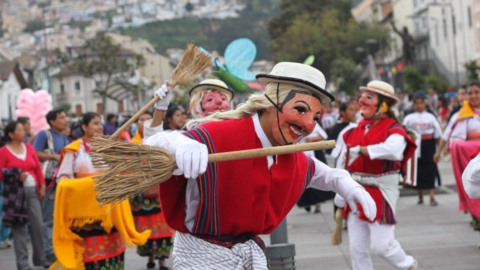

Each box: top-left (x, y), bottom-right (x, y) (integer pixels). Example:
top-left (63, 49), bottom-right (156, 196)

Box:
top-left (51, 112), bottom-right (149, 270)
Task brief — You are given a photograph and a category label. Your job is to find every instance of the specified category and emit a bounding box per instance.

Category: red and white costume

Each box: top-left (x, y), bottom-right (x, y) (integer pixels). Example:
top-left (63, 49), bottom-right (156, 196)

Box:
top-left (145, 114), bottom-right (365, 269)
top-left (341, 118), bottom-right (416, 270)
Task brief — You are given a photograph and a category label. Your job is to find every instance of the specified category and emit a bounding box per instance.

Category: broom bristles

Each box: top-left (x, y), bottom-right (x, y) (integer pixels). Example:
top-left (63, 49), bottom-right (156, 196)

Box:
top-left (169, 43), bottom-right (212, 87)
top-left (331, 208), bottom-right (344, 245)
top-left (91, 135), bottom-right (176, 206)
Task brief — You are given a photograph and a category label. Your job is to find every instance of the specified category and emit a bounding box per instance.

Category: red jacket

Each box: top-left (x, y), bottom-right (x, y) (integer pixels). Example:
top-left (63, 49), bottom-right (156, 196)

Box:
top-left (159, 117), bottom-right (315, 236)
top-left (0, 143), bottom-right (45, 193)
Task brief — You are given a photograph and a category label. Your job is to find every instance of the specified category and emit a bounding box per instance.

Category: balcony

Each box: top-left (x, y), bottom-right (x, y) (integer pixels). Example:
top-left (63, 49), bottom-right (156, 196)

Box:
top-left (56, 92), bottom-right (69, 104)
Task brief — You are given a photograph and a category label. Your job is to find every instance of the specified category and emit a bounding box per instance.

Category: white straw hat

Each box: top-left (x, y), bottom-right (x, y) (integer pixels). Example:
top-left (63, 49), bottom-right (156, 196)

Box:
top-left (359, 80), bottom-right (399, 104)
top-left (189, 79), bottom-right (234, 100)
top-left (256, 62), bottom-right (334, 103)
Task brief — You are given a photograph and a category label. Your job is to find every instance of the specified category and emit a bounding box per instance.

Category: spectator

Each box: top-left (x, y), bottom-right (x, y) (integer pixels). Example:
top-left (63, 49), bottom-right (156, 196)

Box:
top-left (327, 101), bottom-right (358, 156)
top-left (437, 97), bottom-right (449, 129)
top-left (448, 85), bottom-right (467, 122)
top-left (0, 121), bottom-right (49, 269)
top-left (32, 109), bottom-right (70, 263)
top-left (427, 87), bottom-right (439, 112)
top-left (320, 102), bottom-right (338, 133)
top-left (18, 117), bottom-right (33, 144)
top-left (163, 107), bottom-right (184, 130)
top-left (103, 114), bottom-right (117, 136)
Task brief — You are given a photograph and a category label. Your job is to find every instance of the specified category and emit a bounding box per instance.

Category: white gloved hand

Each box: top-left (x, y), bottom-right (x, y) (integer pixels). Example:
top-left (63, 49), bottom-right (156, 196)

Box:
top-left (345, 186), bottom-right (376, 221)
top-left (154, 83), bottom-right (172, 111)
top-left (175, 140), bottom-right (208, 179)
top-left (348, 146), bottom-right (361, 167)
top-left (334, 194), bottom-right (346, 208)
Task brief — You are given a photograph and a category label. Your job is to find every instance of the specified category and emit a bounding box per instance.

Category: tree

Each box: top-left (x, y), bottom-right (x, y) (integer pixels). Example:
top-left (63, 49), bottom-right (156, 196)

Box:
top-left (73, 33), bottom-right (146, 115)
top-left (185, 2), bottom-right (194, 12)
top-left (24, 20), bottom-right (46, 33)
top-left (403, 67), bottom-right (425, 93)
top-left (268, 6), bottom-right (389, 81)
top-left (465, 61), bottom-right (480, 81)
top-left (425, 74), bottom-right (450, 94)
top-left (330, 57), bottom-right (362, 94)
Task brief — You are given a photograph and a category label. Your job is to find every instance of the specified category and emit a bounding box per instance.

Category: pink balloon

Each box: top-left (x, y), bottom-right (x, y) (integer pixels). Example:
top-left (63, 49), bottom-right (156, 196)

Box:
top-left (16, 89), bottom-right (53, 135)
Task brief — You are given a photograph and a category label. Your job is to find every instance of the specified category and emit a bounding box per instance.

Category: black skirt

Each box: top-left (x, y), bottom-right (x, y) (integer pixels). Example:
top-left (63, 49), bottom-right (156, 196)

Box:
top-left (415, 138), bottom-right (441, 189)
top-left (296, 150), bottom-right (335, 207)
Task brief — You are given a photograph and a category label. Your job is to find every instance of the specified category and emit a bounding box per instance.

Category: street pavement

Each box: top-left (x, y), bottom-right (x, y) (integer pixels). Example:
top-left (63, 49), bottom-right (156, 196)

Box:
top-left (1, 160), bottom-right (480, 269)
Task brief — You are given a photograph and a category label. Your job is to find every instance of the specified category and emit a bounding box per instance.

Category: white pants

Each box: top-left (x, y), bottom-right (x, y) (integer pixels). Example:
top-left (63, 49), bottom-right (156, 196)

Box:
top-left (172, 232), bottom-right (268, 270)
top-left (347, 212), bottom-right (415, 270)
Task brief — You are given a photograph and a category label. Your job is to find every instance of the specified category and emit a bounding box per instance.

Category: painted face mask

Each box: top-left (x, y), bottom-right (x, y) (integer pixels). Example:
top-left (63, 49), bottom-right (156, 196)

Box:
top-left (271, 90), bottom-right (322, 145)
top-left (358, 91), bottom-right (380, 120)
top-left (200, 91), bottom-right (230, 117)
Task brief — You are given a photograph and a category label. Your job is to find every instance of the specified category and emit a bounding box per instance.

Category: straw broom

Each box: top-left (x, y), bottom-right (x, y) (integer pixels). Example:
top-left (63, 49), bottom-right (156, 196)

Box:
top-left (92, 136), bottom-right (336, 206)
top-left (109, 43), bottom-right (212, 139)
top-left (331, 208), bottom-right (344, 245)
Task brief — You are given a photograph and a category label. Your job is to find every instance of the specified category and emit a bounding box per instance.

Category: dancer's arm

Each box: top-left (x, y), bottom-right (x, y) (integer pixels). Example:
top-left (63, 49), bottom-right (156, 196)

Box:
top-left (143, 84), bottom-right (172, 140)
top-left (463, 153), bottom-right (480, 199)
top-left (359, 134), bottom-right (406, 160)
top-left (308, 159), bottom-right (376, 220)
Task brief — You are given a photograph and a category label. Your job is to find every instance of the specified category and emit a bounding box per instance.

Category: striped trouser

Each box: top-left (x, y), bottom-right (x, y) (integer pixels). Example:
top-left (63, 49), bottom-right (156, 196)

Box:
top-left (172, 232), bottom-right (268, 270)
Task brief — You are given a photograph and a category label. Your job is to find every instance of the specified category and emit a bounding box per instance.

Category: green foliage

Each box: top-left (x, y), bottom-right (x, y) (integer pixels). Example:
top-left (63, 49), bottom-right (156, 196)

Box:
top-left (67, 20), bottom-right (91, 31)
top-left (330, 57), bottom-right (361, 94)
top-left (403, 67), bottom-right (425, 93)
top-left (267, 5), bottom-right (389, 81)
top-left (57, 103), bottom-right (72, 114)
top-left (185, 2), bottom-right (194, 12)
top-left (425, 74), bottom-right (450, 94)
top-left (121, 1), bottom-right (279, 60)
top-left (24, 20), bottom-right (46, 33)
top-left (465, 61), bottom-right (480, 81)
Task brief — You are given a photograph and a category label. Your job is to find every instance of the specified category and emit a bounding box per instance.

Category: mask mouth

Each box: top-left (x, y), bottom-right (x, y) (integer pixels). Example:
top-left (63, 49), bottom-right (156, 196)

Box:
top-left (287, 122), bottom-right (308, 138)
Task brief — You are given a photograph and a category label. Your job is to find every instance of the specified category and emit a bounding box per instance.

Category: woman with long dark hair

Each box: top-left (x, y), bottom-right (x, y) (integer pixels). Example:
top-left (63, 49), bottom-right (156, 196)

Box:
top-left (163, 107), bottom-right (184, 130)
top-left (0, 121), bottom-right (48, 270)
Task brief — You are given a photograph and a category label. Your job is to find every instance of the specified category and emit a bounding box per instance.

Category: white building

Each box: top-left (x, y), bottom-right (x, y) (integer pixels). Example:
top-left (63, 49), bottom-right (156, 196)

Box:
top-left (413, 0), bottom-right (476, 85)
top-left (0, 61), bottom-right (28, 121)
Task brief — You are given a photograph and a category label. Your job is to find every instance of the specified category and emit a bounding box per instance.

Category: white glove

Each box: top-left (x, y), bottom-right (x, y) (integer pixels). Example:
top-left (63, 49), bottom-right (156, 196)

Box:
top-left (175, 139), bottom-right (209, 179)
top-left (348, 146), bottom-right (361, 167)
top-left (334, 194), bottom-right (346, 208)
top-left (345, 186), bottom-right (376, 221)
top-left (154, 83), bottom-right (172, 111)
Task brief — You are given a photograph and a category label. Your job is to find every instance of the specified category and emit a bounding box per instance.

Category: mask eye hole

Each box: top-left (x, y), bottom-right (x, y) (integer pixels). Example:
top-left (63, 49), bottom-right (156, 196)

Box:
top-left (294, 106), bottom-right (307, 114)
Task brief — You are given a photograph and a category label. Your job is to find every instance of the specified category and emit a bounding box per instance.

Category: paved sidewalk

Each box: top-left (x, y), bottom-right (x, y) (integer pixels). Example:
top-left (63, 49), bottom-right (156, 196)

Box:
top-left (1, 160), bottom-right (480, 269)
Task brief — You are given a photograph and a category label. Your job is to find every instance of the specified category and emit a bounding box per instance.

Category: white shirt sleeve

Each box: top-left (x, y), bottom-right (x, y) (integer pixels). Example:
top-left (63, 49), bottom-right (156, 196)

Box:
top-left (431, 113), bottom-right (443, 139)
top-left (143, 119), bottom-right (165, 141)
top-left (463, 153), bottom-right (480, 199)
top-left (366, 134), bottom-right (407, 161)
top-left (307, 157), bottom-right (362, 198)
top-left (56, 152), bottom-right (75, 180)
top-left (442, 113), bottom-right (458, 141)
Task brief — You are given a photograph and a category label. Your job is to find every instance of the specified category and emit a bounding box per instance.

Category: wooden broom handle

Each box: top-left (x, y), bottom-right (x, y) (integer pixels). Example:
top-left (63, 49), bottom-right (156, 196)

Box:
top-left (112, 96), bottom-right (159, 138)
top-left (112, 82), bottom-right (176, 138)
top-left (207, 140), bottom-right (335, 163)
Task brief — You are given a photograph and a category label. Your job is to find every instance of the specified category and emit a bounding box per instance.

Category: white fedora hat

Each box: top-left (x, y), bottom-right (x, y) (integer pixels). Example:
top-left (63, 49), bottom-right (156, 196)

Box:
top-left (359, 80), bottom-right (399, 104)
top-left (189, 79), bottom-right (234, 100)
top-left (256, 62), bottom-right (334, 103)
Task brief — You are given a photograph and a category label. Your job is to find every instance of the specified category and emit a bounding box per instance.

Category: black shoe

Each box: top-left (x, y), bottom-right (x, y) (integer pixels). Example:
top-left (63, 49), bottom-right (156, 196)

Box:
top-left (305, 206), bottom-right (311, 212)
top-left (314, 209), bottom-right (321, 214)
top-left (147, 261), bottom-right (156, 269)
top-left (159, 266), bottom-right (169, 270)
top-left (417, 200), bottom-right (424, 205)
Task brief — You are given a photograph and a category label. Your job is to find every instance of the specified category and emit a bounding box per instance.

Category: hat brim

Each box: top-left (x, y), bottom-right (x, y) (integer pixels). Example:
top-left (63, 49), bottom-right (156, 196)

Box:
top-left (256, 74), bottom-right (335, 103)
top-left (189, 84), bottom-right (234, 100)
top-left (359, 87), bottom-right (399, 104)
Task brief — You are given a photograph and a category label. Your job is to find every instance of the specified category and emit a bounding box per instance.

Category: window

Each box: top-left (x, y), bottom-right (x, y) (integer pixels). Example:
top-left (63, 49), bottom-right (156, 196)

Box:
top-left (468, 7), bottom-right (472, 28)
top-left (443, 18), bottom-right (447, 38)
top-left (60, 83), bottom-right (65, 94)
top-left (74, 81), bottom-right (81, 95)
top-left (434, 23), bottom-right (439, 45)
top-left (452, 15), bottom-right (456, 36)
